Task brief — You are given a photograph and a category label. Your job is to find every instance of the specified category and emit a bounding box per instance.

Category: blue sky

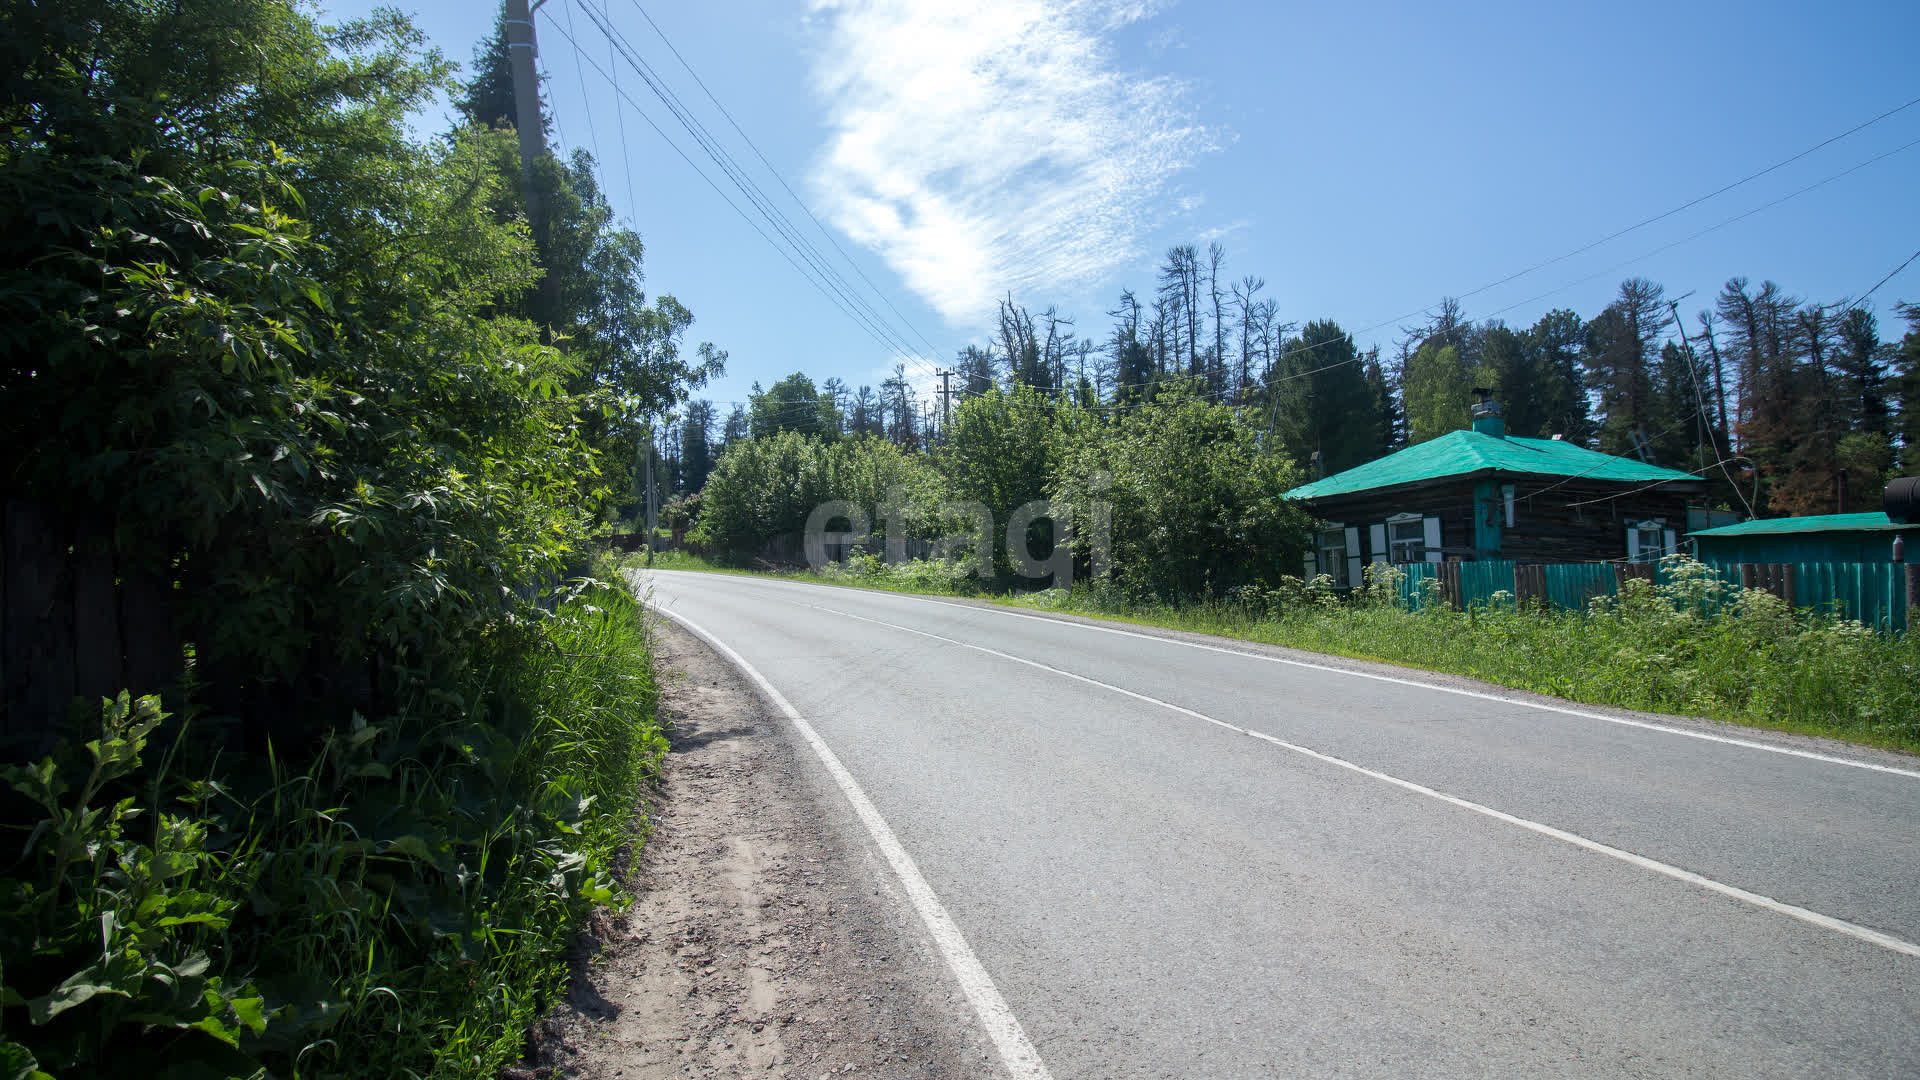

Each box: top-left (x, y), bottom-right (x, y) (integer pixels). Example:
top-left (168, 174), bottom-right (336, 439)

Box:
top-left (320, 0), bottom-right (1920, 413)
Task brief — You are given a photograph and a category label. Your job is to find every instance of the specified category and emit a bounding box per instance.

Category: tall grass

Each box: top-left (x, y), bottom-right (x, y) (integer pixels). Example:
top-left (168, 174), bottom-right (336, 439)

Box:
top-left (631, 548), bottom-right (986, 596)
top-left (1012, 559), bottom-right (1920, 752)
top-left (0, 575), bottom-right (666, 1079)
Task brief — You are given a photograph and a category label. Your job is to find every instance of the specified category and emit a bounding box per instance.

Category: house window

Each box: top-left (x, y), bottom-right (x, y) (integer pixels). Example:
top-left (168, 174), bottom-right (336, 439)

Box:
top-left (1389, 518), bottom-right (1426, 564)
top-left (1316, 528), bottom-right (1348, 579)
top-left (1628, 520), bottom-right (1676, 562)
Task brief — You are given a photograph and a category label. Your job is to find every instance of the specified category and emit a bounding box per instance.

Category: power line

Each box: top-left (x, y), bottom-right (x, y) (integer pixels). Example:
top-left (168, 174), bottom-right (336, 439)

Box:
top-left (1562, 448), bottom-right (1750, 510)
top-left (563, 2), bottom-right (941, 379)
top-left (1064, 124), bottom-right (1920, 406)
top-left (558, 3), bottom-right (930, 372)
top-left (1481, 134), bottom-right (1920, 324)
top-left (562, 0), bottom-right (602, 169)
top-left (625, 0), bottom-right (949, 362)
top-left (1855, 245), bottom-right (1920, 307)
top-left (1439, 92), bottom-right (1920, 314)
top-left (600, 0), bottom-right (639, 224)
top-left (547, 10), bottom-right (936, 377)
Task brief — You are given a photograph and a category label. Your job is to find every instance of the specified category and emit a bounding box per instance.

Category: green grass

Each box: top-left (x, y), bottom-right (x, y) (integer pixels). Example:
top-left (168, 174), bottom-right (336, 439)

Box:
top-left (0, 570), bottom-right (668, 1080)
top-left (635, 553), bottom-right (1920, 754)
top-left (631, 548), bottom-right (986, 596)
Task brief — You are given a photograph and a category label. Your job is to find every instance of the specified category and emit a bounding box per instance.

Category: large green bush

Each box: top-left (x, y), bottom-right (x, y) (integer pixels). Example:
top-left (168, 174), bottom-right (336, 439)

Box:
top-left (0, 2), bottom-right (692, 1075)
top-left (692, 432), bottom-right (954, 560)
top-left (1053, 385), bottom-right (1312, 600)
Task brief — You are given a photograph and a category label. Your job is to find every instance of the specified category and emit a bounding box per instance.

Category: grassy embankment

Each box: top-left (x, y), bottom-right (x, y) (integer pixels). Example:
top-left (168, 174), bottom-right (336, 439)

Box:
top-left (633, 550), bottom-right (1920, 754)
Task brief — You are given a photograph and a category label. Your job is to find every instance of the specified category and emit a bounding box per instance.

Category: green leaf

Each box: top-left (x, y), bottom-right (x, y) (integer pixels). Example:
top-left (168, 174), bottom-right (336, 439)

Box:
top-left (228, 995), bottom-right (268, 1035)
top-left (0, 1039), bottom-right (46, 1080)
top-left (28, 955), bottom-right (139, 1024)
top-left (381, 834), bottom-right (452, 872)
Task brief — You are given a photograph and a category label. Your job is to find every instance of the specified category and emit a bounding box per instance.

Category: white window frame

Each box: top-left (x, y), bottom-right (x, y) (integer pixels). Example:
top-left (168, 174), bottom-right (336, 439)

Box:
top-left (1316, 525), bottom-right (1349, 584)
top-left (1385, 512), bottom-right (1440, 564)
top-left (1627, 519), bottom-right (1678, 563)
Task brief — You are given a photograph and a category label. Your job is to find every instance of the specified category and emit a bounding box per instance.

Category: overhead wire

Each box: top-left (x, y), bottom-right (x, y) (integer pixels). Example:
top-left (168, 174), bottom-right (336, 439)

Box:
top-left (546, 10), bottom-right (937, 378)
top-left (562, 0), bottom-right (603, 167)
top-left (599, 0), bottom-right (640, 223)
top-left (545, 10), bottom-right (1916, 436)
top-left (564, 1), bottom-right (940, 379)
top-left (1479, 134), bottom-right (1920, 325)
top-left (1437, 92), bottom-right (1920, 314)
top-left (625, 0), bottom-right (949, 362)
top-left (1854, 245), bottom-right (1920, 308)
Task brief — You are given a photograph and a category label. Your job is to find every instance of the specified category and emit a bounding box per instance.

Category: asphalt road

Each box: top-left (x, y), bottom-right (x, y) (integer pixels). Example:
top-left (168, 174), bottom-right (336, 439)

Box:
top-left (638, 569), bottom-right (1920, 1079)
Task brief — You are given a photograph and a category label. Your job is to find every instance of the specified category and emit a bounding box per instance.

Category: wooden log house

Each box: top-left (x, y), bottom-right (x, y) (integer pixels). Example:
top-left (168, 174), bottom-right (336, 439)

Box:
top-left (1285, 393), bottom-right (1706, 586)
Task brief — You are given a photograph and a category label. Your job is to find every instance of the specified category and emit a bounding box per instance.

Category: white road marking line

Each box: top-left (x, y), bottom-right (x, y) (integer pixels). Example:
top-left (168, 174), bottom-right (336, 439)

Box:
top-left (645, 601), bottom-right (1055, 1080)
top-left (804, 599), bottom-right (1920, 961)
top-left (654, 572), bottom-right (1920, 782)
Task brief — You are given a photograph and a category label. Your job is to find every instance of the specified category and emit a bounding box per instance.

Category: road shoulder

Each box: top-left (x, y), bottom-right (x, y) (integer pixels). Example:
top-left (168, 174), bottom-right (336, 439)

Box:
top-left (509, 618), bottom-right (997, 1080)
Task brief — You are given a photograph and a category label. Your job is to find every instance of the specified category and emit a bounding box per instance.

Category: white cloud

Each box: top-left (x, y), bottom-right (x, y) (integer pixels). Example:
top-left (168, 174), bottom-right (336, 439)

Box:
top-left (806, 0), bottom-right (1216, 325)
top-left (1196, 218), bottom-right (1250, 243)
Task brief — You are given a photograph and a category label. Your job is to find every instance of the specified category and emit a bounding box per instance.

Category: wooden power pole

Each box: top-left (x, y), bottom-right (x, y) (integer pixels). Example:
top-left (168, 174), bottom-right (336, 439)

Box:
top-left (504, 0), bottom-right (548, 208)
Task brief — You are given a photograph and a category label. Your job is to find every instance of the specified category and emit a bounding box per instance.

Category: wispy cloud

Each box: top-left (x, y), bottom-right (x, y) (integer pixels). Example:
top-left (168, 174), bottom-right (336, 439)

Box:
top-left (805, 0), bottom-right (1216, 325)
top-left (1196, 218), bottom-right (1249, 243)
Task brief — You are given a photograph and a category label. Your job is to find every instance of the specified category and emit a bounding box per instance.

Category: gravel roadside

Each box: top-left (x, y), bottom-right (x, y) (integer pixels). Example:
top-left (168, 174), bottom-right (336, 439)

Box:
top-left (508, 617), bottom-right (1000, 1080)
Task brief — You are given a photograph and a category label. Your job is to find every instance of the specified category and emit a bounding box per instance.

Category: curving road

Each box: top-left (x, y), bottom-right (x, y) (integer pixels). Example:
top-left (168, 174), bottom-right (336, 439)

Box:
top-left (637, 568), bottom-right (1920, 1079)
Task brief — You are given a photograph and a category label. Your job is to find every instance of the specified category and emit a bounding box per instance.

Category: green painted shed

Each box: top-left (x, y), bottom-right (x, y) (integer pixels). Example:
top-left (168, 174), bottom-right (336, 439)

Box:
top-left (1689, 512), bottom-right (1920, 564)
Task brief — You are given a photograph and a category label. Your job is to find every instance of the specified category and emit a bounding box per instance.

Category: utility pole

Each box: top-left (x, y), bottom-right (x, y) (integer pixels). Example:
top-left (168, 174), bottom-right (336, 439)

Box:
top-left (935, 368), bottom-right (953, 434)
top-left (504, 0), bottom-right (549, 207)
top-left (644, 433), bottom-right (657, 565)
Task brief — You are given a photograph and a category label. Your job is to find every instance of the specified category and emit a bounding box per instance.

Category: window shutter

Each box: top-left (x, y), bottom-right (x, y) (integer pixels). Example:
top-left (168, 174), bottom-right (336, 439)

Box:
top-left (1369, 523), bottom-right (1388, 564)
top-left (1423, 516), bottom-right (1443, 563)
top-left (1626, 525), bottom-right (1640, 561)
top-left (1663, 528), bottom-right (1677, 557)
top-left (1345, 526), bottom-right (1362, 587)
top-left (1303, 551), bottom-right (1316, 578)
top-left (1503, 484), bottom-right (1516, 527)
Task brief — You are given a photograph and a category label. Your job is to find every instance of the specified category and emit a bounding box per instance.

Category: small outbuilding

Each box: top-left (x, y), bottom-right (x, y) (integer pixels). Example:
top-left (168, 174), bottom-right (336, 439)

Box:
top-left (1689, 479), bottom-right (1920, 564)
top-left (1286, 392), bottom-right (1706, 586)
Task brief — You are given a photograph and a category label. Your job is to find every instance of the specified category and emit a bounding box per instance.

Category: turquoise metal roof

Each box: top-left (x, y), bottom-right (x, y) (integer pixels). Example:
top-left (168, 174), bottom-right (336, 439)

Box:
top-left (1689, 512), bottom-right (1918, 537)
top-left (1286, 429), bottom-right (1697, 500)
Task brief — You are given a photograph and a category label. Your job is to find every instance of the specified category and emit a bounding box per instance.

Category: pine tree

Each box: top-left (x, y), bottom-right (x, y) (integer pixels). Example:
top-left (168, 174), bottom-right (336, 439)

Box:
top-left (955, 344), bottom-right (998, 397)
top-left (1833, 307), bottom-right (1893, 438)
top-left (1895, 303), bottom-right (1920, 475)
top-left (681, 400), bottom-right (716, 493)
top-left (1586, 278), bottom-right (1670, 458)
top-left (1107, 290), bottom-right (1153, 402)
top-left (1525, 308), bottom-right (1593, 444)
top-left (1717, 279), bottom-right (1806, 512)
top-left (1477, 324), bottom-right (1538, 435)
top-left (1363, 346), bottom-right (1402, 456)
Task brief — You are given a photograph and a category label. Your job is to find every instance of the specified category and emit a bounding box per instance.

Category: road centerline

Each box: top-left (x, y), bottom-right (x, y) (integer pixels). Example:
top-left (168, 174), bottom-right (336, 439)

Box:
top-left (797, 597), bottom-right (1920, 961)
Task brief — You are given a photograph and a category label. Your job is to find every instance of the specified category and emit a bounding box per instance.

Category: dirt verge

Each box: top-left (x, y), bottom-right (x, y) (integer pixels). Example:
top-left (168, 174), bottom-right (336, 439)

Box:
top-left (509, 617), bottom-right (996, 1080)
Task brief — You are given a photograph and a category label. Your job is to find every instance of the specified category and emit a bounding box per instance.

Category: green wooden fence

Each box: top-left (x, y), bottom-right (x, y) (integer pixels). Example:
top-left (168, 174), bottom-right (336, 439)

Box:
top-left (1384, 557), bottom-right (1913, 632)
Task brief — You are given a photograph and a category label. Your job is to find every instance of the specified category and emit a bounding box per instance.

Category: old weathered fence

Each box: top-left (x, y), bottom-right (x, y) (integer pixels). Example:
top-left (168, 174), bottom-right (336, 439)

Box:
top-left (2, 499), bottom-right (180, 750)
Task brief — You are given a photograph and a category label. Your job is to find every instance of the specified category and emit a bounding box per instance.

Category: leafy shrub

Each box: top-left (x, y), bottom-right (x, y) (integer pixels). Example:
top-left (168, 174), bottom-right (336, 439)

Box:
top-left (0, 695), bottom-right (267, 1079)
top-left (693, 433), bottom-right (955, 561)
top-left (0, 584), bottom-right (663, 1080)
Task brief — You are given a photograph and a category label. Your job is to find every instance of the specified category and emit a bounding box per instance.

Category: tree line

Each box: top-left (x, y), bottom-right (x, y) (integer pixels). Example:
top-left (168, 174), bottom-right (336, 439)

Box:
top-left (665, 243), bottom-right (1919, 522)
